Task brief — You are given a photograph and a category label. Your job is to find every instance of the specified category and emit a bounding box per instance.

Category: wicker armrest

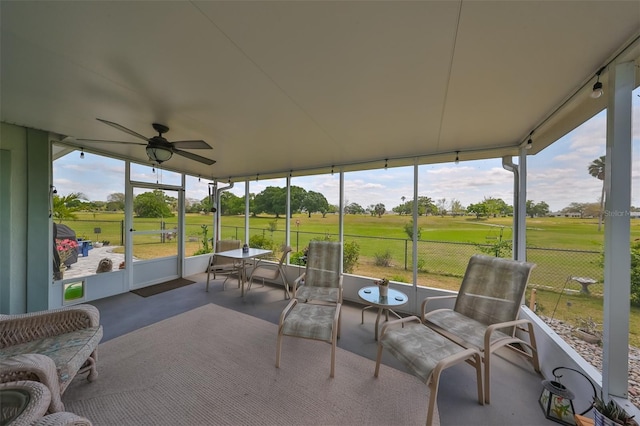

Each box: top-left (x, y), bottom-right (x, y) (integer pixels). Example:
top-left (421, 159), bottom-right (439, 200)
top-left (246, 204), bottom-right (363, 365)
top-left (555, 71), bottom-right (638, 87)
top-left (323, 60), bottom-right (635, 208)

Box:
top-left (0, 305), bottom-right (100, 348)
top-left (32, 411), bottom-right (93, 426)
top-left (0, 354), bottom-right (65, 412)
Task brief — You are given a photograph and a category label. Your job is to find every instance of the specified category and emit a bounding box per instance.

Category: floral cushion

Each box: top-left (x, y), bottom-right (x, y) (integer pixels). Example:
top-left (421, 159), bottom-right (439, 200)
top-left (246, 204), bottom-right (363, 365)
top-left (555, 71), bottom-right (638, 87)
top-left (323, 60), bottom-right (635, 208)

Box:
top-left (0, 327), bottom-right (103, 390)
top-left (281, 304), bottom-right (335, 342)
top-left (380, 323), bottom-right (468, 383)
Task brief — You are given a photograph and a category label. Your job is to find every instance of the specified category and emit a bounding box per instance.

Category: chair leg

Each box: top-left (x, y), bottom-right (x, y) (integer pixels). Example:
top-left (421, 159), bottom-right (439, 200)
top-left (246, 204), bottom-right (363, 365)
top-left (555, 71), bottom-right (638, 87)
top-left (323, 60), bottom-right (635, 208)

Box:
top-left (473, 353), bottom-right (484, 405)
top-left (276, 329), bottom-right (283, 368)
top-left (206, 268), bottom-right (211, 292)
top-left (374, 342), bottom-right (384, 377)
top-left (426, 372), bottom-right (441, 426)
top-left (484, 351), bottom-right (491, 404)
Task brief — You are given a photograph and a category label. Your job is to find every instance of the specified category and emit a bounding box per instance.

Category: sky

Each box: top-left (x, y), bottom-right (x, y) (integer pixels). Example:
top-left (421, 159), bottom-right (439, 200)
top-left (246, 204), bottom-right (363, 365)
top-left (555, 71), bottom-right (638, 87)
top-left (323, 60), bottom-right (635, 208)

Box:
top-left (53, 89), bottom-right (640, 213)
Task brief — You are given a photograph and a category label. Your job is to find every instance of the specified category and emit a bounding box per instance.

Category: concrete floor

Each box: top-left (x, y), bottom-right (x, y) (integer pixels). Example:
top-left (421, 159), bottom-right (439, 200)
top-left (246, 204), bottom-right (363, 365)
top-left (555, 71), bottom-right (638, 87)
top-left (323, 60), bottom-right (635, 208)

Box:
top-left (87, 272), bottom-right (552, 426)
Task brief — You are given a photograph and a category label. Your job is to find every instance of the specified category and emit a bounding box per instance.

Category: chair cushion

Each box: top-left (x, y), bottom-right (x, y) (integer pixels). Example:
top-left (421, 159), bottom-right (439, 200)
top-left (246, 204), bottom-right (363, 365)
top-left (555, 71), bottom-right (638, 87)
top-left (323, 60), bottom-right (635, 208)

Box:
top-left (380, 323), bottom-right (468, 383)
top-left (295, 286), bottom-right (339, 303)
top-left (423, 310), bottom-right (510, 351)
top-left (0, 327), bottom-right (103, 389)
top-left (281, 304), bottom-right (335, 342)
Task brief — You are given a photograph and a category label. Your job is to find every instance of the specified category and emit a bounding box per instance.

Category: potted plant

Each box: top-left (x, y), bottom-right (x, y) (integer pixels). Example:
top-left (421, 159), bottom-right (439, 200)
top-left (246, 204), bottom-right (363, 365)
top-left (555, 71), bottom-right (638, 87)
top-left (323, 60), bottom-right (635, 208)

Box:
top-left (572, 316), bottom-right (602, 345)
top-left (374, 277), bottom-right (389, 297)
top-left (593, 392), bottom-right (637, 426)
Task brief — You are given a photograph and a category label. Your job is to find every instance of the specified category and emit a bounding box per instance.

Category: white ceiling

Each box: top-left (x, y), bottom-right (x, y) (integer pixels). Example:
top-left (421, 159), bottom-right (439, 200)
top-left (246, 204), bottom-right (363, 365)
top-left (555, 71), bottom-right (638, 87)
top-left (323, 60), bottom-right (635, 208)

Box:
top-left (2, 1), bottom-right (639, 181)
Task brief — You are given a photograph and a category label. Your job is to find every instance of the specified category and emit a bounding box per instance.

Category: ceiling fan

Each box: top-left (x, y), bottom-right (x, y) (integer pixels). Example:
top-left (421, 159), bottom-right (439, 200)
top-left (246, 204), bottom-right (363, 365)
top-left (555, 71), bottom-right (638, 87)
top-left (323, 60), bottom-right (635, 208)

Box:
top-left (77, 118), bottom-right (216, 165)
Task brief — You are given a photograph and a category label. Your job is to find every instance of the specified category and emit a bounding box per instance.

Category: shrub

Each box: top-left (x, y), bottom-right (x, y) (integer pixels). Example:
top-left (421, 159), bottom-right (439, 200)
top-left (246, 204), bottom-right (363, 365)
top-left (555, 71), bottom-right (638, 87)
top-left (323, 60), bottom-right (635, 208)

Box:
top-left (417, 258), bottom-right (426, 271)
top-left (249, 234), bottom-right (275, 251)
top-left (403, 220), bottom-right (422, 240)
top-left (374, 249), bottom-right (392, 267)
top-left (343, 240), bottom-right (360, 274)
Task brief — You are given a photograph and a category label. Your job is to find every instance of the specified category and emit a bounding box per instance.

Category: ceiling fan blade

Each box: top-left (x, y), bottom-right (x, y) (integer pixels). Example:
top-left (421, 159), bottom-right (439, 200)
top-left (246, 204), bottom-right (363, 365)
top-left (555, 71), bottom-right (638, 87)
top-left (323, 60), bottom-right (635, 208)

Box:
top-left (171, 140), bottom-right (212, 149)
top-left (75, 138), bottom-right (147, 146)
top-left (96, 118), bottom-right (150, 142)
top-left (173, 148), bottom-right (216, 165)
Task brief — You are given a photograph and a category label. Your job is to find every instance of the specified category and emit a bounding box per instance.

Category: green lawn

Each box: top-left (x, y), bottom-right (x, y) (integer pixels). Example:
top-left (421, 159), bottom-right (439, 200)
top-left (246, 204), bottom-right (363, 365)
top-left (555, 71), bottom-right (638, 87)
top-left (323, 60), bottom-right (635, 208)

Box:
top-left (58, 212), bottom-right (640, 345)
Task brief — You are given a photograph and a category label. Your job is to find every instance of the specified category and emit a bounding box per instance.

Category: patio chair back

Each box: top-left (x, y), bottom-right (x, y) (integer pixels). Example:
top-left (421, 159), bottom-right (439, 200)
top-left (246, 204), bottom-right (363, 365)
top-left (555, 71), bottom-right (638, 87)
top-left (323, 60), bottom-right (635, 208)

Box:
top-left (454, 254), bottom-right (534, 328)
top-left (304, 241), bottom-right (341, 289)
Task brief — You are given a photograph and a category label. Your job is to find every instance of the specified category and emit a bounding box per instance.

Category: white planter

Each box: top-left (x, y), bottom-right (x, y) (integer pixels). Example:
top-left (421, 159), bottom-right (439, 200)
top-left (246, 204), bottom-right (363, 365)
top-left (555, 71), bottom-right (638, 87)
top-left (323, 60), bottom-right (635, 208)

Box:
top-left (594, 409), bottom-right (617, 426)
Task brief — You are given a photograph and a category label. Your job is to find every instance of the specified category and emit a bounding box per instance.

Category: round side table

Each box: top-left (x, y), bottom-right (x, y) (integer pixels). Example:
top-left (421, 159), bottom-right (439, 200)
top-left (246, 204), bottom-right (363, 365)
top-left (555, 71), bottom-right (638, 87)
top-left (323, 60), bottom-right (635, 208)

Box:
top-left (358, 285), bottom-right (408, 340)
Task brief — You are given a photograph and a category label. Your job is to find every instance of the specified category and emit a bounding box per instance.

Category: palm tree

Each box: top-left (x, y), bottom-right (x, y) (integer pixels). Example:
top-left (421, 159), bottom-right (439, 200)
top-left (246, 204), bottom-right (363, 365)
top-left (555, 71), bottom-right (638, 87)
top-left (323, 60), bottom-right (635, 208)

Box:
top-left (588, 156), bottom-right (606, 231)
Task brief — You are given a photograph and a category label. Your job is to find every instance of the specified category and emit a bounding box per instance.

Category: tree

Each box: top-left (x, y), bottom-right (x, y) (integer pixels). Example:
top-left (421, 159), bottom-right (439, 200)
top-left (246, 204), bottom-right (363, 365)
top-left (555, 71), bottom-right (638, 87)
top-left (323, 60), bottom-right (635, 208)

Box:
top-left (133, 190), bottom-right (174, 218)
top-left (253, 186), bottom-right (286, 217)
top-left (302, 191), bottom-right (329, 217)
top-left (219, 192), bottom-right (244, 215)
top-left (526, 200), bottom-right (550, 218)
top-left (403, 220), bottom-right (422, 240)
top-left (449, 199), bottom-right (464, 217)
top-left (344, 202), bottom-right (365, 215)
top-left (289, 186), bottom-right (307, 217)
top-left (392, 200), bottom-right (412, 215)
top-left (373, 203), bottom-right (386, 218)
top-left (588, 155), bottom-right (606, 231)
top-left (417, 196), bottom-right (436, 216)
top-left (436, 198), bottom-right (447, 216)
top-left (467, 202), bottom-right (488, 219)
top-left (106, 192), bottom-right (125, 211)
top-left (52, 193), bottom-right (86, 222)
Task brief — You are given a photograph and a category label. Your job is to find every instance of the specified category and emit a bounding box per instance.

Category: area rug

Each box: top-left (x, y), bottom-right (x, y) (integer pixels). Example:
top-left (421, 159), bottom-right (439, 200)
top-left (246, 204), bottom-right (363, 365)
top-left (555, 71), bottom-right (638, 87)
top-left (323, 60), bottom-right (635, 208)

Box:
top-left (130, 278), bottom-right (196, 297)
top-left (63, 304), bottom-right (438, 425)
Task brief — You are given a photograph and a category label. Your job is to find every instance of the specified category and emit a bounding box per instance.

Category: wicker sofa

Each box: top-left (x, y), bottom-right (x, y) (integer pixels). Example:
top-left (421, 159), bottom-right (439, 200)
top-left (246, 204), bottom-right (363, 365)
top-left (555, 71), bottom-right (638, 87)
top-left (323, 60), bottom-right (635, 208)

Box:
top-left (0, 305), bottom-right (103, 412)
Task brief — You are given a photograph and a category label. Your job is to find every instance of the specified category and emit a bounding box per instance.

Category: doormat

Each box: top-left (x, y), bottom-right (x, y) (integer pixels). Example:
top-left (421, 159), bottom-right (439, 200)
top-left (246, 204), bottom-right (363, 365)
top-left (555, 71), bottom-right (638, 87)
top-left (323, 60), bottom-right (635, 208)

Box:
top-left (131, 278), bottom-right (197, 297)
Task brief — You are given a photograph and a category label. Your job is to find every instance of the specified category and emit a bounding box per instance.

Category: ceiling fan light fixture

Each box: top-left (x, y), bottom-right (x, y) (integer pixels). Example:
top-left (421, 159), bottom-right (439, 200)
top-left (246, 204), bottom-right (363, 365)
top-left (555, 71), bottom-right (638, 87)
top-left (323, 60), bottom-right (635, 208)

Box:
top-left (146, 146), bottom-right (173, 164)
top-left (591, 81), bottom-right (603, 99)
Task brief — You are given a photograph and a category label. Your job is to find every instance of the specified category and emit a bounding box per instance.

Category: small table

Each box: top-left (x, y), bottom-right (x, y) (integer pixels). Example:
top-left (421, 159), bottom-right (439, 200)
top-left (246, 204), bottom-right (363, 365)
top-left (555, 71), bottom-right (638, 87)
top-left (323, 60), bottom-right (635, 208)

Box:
top-left (216, 248), bottom-right (272, 296)
top-left (358, 286), bottom-right (408, 340)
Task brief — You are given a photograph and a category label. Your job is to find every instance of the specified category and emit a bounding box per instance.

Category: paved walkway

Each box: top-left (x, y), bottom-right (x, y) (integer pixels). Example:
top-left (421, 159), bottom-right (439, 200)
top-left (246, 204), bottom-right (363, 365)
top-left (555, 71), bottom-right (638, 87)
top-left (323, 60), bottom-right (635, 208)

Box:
top-left (64, 246), bottom-right (128, 279)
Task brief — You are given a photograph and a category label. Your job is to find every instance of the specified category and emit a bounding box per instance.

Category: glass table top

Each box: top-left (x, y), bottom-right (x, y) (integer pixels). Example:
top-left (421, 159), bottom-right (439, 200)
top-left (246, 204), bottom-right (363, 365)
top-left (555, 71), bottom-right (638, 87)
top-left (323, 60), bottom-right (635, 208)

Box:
top-left (358, 286), bottom-right (408, 307)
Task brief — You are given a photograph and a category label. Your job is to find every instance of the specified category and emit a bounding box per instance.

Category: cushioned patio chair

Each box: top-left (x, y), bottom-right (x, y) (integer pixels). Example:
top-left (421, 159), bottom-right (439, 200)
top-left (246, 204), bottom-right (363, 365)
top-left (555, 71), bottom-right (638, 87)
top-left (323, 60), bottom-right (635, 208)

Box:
top-left (247, 246), bottom-right (292, 298)
top-left (276, 299), bottom-right (342, 377)
top-left (375, 317), bottom-right (484, 426)
top-left (293, 241), bottom-right (342, 304)
top-left (0, 305), bottom-right (103, 413)
top-left (421, 254), bottom-right (539, 404)
top-left (276, 241), bottom-right (343, 377)
top-left (206, 239), bottom-right (242, 292)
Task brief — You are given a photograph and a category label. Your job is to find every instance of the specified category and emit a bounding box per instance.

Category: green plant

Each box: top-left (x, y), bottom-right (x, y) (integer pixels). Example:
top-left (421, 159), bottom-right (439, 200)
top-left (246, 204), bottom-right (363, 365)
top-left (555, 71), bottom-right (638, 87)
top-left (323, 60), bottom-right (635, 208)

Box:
top-left (390, 275), bottom-right (408, 283)
top-left (592, 391), bottom-right (636, 425)
top-left (249, 234), bottom-right (275, 251)
top-left (290, 250), bottom-right (307, 266)
top-left (374, 249), bottom-right (392, 267)
top-left (417, 258), bottom-right (426, 271)
top-left (343, 240), bottom-right (360, 274)
top-left (193, 225), bottom-right (212, 256)
top-left (403, 220), bottom-right (422, 240)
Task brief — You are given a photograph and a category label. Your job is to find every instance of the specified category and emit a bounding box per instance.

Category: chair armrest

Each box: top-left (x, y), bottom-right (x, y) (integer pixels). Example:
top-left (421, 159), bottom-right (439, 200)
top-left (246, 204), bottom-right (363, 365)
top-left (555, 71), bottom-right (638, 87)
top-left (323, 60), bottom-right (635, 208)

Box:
top-left (294, 273), bottom-right (306, 286)
top-left (32, 412), bottom-right (94, 426)
top-left (420, 295), bottom-right (457, 321)
top-left (485, 318), bottom-right (534, 343)
top-left (0, 354), bottom-right (65, 412)
top-left (278, 299), bottom-right (298, 327)
top-left (379, 316), bottom-right (422, 339)
top-left (0, 305), bottom-right (100, 348)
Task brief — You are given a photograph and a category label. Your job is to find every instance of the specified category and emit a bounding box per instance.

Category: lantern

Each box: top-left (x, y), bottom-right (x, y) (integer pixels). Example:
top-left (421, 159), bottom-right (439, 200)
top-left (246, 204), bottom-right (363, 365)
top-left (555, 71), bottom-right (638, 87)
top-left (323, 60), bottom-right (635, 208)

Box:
top-left (539, 377), bottom-right (576, 426)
